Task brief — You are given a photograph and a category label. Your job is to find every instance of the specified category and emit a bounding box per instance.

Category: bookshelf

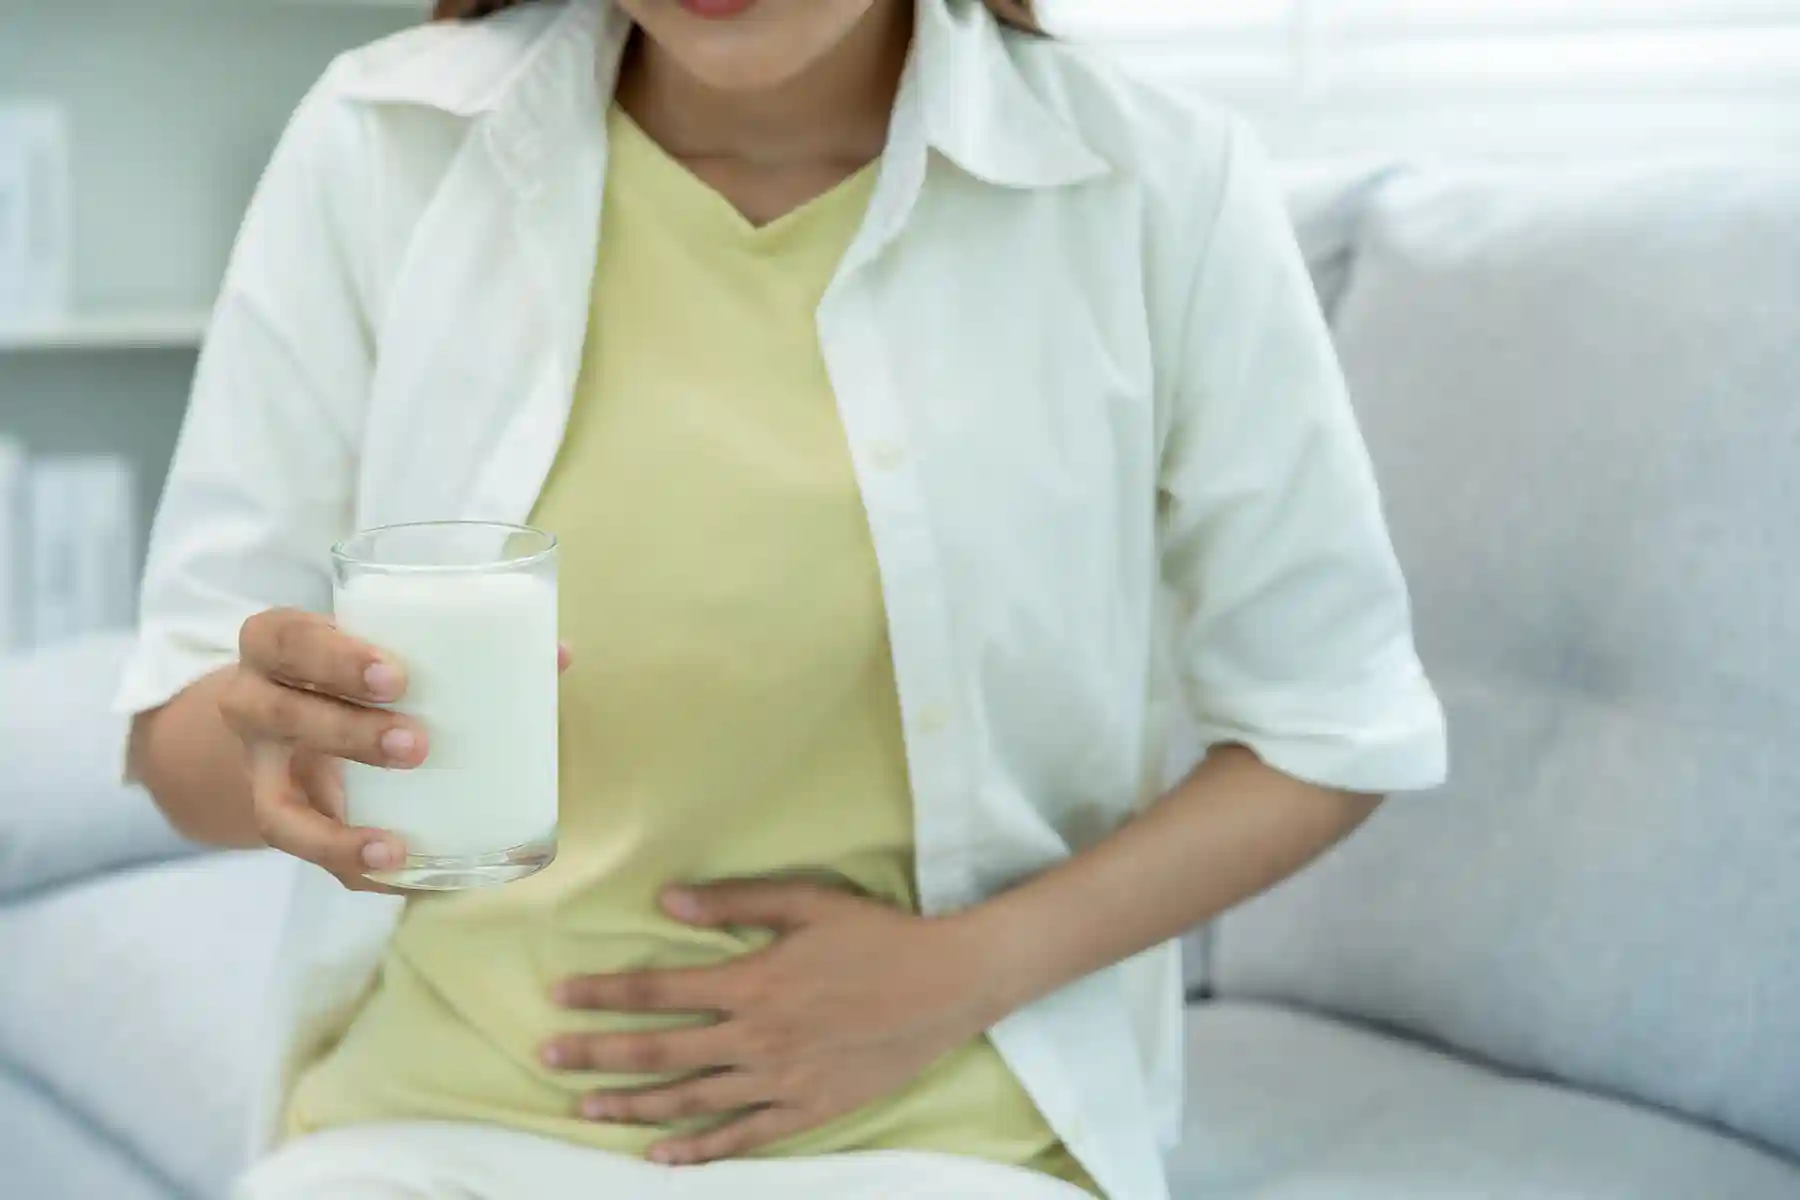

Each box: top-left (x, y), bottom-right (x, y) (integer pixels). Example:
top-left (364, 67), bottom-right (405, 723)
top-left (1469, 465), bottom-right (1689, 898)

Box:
top-left (0, 1), bottom-right (421, 622)
top-left (0, 1), bottom-right (422, 647)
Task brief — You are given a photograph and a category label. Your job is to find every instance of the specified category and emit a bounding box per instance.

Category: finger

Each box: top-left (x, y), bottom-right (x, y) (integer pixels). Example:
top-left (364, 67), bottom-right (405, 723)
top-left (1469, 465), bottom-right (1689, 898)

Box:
top-left (250, 745), bottom-right (406, 891)
top-left (221, 669), bottom-right (427, 769)
top-left (292, 753), bottom-right (346, 821)
top-left (558, 642), bottom-right (573, 674)
top-left (240, 608), bottom-right (407, 704)
top-left (554, 966), bottom-right (739, 1015)
top-left (542, 1024), bottom-right (740, 1076)
top-left (580, 1070), bottom-right (765, 1126)
top-left (649, 1106), bottom-right (801, 1166)
top-left (661, 880), bottom-right (839, 933)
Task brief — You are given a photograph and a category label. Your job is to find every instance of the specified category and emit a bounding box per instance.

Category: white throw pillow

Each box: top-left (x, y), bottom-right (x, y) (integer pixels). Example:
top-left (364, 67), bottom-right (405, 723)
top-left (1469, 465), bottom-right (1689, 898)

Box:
top-left (1281, 159), bottom-right (1404, 318)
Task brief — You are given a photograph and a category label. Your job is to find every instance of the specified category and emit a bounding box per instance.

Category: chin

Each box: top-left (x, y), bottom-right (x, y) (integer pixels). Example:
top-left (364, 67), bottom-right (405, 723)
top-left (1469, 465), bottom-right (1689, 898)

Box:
top-left (657, 29), bottom-right (820, 92)
top-left (628, 0), bottom-right (864, 95)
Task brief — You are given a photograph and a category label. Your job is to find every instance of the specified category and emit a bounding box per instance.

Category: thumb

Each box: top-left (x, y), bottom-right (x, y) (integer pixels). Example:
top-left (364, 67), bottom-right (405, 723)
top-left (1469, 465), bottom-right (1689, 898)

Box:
top-left (661, 880), bottom-right (837, 933)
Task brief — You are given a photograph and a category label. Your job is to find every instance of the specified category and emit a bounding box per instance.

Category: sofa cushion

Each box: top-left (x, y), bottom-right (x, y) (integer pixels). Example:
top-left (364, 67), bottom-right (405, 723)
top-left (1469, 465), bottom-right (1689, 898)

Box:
top-left (0, 1067), bottom-right (176, 1200)
top-left (0, 632), bottom-right (196, 898)
top-left (1172, 1002), bottom-right (1800, 1199)
top-left (1280, 160), bottom-right (1400, 318)
top-left (1211, 164), bottom-right (1800, 1157)
top-left (0, 851), bottom-right (296, 1198)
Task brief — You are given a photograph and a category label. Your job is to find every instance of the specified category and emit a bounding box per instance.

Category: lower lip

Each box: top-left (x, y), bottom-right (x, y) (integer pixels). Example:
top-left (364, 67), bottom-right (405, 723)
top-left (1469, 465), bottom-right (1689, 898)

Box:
top-left (677, 0), bottom-right (757, 18)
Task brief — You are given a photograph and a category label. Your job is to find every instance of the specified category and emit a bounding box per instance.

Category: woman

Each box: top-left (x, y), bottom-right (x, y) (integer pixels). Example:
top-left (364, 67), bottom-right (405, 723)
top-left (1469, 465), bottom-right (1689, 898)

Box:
top-left (122, 0), bottom-right (1447, 1197)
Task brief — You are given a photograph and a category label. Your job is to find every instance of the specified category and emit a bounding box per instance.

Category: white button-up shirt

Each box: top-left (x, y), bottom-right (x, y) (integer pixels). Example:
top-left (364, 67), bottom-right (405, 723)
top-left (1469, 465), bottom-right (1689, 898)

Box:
top-left (117, 2), bottom-right (1446, 1196)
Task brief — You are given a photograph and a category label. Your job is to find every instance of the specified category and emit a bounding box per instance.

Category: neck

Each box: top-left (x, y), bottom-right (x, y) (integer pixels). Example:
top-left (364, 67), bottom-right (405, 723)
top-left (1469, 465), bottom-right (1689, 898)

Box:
top-left (617, 0), bottom-right (914, 169)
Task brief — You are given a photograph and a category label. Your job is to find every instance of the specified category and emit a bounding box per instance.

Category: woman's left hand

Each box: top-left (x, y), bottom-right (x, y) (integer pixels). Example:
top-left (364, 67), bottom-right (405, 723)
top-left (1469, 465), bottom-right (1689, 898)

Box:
top-left (542, 882), bottom-right (1004, 1166)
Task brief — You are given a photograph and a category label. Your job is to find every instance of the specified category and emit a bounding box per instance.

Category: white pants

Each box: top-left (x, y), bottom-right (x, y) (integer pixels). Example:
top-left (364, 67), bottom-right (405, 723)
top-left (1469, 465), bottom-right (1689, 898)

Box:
top-left (236, 1122), bottom-right (1096, 1200)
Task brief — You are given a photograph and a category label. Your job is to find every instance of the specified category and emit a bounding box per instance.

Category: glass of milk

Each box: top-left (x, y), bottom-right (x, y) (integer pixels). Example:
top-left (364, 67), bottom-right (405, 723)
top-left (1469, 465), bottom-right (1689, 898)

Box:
top-left (331, 521), bottom-right (559, 891)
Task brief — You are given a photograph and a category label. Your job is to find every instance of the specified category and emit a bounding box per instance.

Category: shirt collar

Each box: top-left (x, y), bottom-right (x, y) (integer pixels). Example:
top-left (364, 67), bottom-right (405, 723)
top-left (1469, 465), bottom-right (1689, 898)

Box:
top-left (912, 0), bottom-right (1109, 188)
top-left (337, 0), bottom-right (1109, 191)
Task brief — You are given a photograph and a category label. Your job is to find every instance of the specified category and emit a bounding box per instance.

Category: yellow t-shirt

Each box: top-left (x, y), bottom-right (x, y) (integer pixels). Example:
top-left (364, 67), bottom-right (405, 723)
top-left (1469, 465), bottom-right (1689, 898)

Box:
top-left (289, 108), bottom-right (1088, 1191)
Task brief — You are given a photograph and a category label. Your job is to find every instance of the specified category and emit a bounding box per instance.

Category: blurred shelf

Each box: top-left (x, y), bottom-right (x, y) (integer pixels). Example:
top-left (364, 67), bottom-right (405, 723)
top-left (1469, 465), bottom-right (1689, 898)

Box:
top-left (181, 1), bottom-right (427, 6)
top-left (0, 310), bottom-right (209, 353)
top-left (61, 0), bottom-right (429, 7)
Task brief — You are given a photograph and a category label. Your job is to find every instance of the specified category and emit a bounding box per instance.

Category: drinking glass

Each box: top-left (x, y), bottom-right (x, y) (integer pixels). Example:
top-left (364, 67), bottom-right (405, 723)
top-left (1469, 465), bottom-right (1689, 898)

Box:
top-left (331, 521), bottom-right (559, 891)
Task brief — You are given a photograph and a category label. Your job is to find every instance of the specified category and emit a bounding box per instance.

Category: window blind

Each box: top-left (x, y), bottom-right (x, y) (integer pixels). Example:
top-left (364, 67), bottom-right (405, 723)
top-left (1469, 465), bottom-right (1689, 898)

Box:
top-left (1038, 0), bottom-right (1800, 156)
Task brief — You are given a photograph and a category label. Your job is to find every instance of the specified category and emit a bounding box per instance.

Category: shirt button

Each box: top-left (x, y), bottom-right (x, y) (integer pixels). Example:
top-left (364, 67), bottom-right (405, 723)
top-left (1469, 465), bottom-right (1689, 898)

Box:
top-left (916, 705), bottom-right (952, 734)
top-left (868, 440), bottom-right (908, 470)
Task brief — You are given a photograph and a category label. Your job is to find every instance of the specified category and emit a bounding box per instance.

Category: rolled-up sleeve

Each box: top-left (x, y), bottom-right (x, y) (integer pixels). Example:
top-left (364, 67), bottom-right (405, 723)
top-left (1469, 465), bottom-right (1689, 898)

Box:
top-left (114, 77), bottom-right (373, 732)
top-left (1160, 120), bottom-right (1446, 795)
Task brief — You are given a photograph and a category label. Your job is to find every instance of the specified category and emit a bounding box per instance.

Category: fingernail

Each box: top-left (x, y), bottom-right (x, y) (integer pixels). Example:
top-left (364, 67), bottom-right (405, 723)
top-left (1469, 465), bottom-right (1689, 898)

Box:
top-left (580, 1096), bottom-right (609, 1120)
top-left (362, 842), bottom-right (401, 871)
top-left (364, 663), bottom-right (402, 702)
top-left (649, 1147), bottom-right (677, 1166)
top-left (663, 889), bottom-right (702, 922)
top-left (541, 1044), bottom-right (566, 1069)
top-left (381, 728), bottom-right (418, 764)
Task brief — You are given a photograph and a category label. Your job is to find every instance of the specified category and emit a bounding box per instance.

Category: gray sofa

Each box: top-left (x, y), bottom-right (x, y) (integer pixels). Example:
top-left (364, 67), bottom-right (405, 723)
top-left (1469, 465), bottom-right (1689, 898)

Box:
top-left (4, 162), bottom-right (1797, 1199)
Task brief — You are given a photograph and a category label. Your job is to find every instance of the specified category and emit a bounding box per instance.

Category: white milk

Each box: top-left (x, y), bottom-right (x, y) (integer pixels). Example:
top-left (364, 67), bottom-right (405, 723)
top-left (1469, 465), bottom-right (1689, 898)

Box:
top-left (334, 571), bottom-right (559, 859)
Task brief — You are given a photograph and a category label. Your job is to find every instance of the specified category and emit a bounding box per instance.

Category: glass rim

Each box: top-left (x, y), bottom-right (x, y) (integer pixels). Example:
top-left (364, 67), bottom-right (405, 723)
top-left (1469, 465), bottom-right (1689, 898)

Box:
top-left (330, 521), bottom-right (558, 574)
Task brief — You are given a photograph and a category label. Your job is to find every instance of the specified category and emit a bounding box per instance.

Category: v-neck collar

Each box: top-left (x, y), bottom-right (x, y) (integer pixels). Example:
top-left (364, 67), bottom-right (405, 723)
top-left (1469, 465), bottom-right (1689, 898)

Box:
top-left (605, 105), bottom-right (881, 254)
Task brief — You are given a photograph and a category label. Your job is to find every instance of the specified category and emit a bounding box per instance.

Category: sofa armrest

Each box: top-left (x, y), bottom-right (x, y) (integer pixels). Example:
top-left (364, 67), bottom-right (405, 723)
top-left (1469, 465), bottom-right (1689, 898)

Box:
top-left (0, 632), bottom-right (199, 900)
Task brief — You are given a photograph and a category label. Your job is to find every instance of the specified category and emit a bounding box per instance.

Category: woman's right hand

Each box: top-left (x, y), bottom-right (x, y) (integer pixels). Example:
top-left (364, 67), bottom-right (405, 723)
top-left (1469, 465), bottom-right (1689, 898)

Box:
top-left (220, 607), bottom-right (425, 892)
